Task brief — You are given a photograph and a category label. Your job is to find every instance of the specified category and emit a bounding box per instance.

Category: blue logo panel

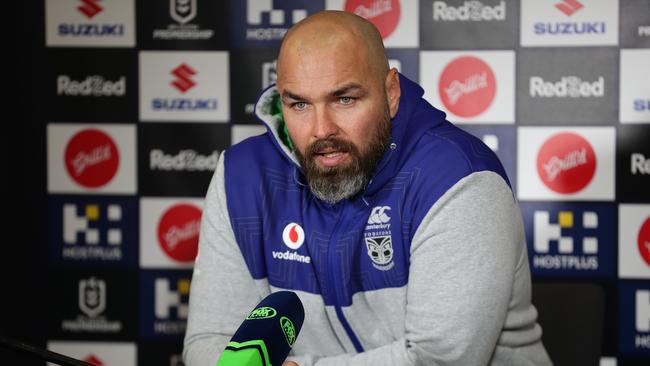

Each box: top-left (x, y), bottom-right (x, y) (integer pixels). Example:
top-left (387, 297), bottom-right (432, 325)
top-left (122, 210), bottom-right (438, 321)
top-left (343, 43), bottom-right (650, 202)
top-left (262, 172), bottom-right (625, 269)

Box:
top-left (48, 196), bottom-right (137, 267)
top-left (458, 125), bottom-right (516, 191)
top-left (230, 0), bottom-right (324, 48)
top-left (140, 270), bottom-right (193, 341)
top-left (619, 281), bottom-right (650, 356)
top-left (385, 49), bottom-right (419, 85)
top-left (519, 202), bottom-right (616, 278)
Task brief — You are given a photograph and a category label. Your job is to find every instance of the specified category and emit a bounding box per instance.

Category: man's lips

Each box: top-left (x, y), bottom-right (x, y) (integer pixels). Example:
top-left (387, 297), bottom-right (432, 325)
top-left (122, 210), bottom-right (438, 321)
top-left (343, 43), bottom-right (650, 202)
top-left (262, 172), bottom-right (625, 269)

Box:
top-left (313, 149), bottom-right (349, 167)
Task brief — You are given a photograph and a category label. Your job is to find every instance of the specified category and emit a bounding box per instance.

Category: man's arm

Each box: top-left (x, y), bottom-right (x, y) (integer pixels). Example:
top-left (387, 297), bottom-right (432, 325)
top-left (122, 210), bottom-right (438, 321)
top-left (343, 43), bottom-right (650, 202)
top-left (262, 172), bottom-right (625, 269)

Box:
top-left (286, 171), bottom-right (544, 366)
top-left (183, 152), bottom-right (263, 366)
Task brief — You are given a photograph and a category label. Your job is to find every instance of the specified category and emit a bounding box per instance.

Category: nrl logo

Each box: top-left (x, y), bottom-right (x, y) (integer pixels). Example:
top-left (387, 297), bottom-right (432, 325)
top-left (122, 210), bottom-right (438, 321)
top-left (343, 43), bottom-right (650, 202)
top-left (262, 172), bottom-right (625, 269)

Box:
top-left (365, 235), bottom-right (394, 270)
top-left (79, 277), bottom-right (106, 318)
top-left (170, 0), bottom-right (197, 25)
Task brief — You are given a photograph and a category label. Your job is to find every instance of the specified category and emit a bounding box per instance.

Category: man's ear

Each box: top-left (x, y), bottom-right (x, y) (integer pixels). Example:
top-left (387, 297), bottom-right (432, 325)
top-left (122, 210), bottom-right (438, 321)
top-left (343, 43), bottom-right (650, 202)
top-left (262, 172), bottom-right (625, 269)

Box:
top-left (385, 68), bottom-right (401, 118)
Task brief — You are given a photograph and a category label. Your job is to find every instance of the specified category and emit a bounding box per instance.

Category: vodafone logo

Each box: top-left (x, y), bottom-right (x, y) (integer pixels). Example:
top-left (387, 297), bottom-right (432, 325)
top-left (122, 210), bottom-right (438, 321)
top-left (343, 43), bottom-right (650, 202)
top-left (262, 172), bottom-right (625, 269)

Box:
top-left (171, 63), bottom-right (197, 93)
top-left (438, 56), bottom-right (496, 118)
top-left (157, 204), bottom-right (202, 263)
top-left (536, 132), bottom-right (596, 194)
top-left (282, 223), bottom-right (305, 250)
top-left (77, 0), bottom-right (103, 19)
top-left (345, 0), bottom-right (401, 39)
top-left (64, 129), bottom-right (119, 188)
top-left (638, 217), bottom-right (650, 267)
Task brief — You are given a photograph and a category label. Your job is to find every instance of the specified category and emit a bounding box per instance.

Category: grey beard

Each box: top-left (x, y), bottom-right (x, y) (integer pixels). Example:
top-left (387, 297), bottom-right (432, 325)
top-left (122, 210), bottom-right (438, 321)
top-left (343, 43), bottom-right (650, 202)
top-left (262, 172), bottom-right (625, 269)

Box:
top-left (295, 111), bottom-right (391, 204)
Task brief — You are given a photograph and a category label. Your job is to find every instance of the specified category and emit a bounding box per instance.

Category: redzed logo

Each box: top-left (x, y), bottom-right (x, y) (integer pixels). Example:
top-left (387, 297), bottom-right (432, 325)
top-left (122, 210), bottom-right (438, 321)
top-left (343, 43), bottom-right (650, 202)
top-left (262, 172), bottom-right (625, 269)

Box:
top-left (64, 129), bottom-right (119, 188)
top-left (555, 0), bottom-right (583, 17)
top-left (438, 56), bottom-right (496, 118)
top-left (83, 354), bottom-right (104, 366)
top-left (638, 217), bottom-right (650, 267)
top-left (536, 132), bottom-right (596, 194)
top-left (157, 204), bottom-right (202, 262)
top-left (77, 0), bottom-right (103, 19)
top-left (171, 63), bottom-right (197, 93)
top-left (345, 0), bottom-right (401, 39)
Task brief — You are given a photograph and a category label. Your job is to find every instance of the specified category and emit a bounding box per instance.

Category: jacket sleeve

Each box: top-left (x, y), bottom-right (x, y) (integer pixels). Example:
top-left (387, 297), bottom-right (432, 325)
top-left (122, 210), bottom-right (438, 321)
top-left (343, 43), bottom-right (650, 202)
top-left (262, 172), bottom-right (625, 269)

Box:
top-left (286, 171), bottom-right (547, 366)
top-left (183, 152), bottom-right (264, 366)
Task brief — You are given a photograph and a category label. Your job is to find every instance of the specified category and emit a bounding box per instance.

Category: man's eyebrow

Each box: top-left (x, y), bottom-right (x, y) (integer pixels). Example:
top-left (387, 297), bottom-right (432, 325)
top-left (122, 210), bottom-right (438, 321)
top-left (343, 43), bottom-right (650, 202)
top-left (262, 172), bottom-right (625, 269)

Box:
top-left (281, 83), bottom-right (366, 102)
top-left (281, 90), bottom-right (305, 101)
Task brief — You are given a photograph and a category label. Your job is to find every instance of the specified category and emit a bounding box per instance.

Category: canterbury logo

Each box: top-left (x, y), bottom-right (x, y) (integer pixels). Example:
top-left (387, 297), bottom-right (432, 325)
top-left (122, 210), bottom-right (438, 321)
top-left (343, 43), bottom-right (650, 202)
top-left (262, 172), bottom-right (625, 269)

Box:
top-left (555, 0), bottom-right (583, 16)
top-left (171, 63), bottom-right (197, 93)
top-left (77, 0), bottom-right (103, 19)
top-left (368, 206), bottom-right (391, 224)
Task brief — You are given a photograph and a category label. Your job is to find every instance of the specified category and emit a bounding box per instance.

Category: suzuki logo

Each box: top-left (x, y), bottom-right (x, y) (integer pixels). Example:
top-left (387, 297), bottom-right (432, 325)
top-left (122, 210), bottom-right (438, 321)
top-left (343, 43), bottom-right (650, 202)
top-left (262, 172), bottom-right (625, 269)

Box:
top-left (555, 0), bottom-right (583, 16)
top-left (171, 63), bottom-right (197, 93)
top-left (77, 0), bottom-right (103, 19)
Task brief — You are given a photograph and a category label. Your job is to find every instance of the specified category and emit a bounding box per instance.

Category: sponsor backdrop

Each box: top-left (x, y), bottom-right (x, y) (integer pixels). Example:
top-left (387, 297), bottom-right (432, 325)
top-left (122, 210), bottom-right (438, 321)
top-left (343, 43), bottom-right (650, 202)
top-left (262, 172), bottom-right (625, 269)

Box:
top-left (32, 0), bottom-right (650, 365)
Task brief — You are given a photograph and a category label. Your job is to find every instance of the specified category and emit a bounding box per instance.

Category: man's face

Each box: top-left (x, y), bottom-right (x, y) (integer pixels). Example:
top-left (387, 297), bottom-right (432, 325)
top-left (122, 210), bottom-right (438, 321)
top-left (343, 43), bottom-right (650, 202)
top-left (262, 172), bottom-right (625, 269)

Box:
top-left (277, 39), bottom-right (394, 203)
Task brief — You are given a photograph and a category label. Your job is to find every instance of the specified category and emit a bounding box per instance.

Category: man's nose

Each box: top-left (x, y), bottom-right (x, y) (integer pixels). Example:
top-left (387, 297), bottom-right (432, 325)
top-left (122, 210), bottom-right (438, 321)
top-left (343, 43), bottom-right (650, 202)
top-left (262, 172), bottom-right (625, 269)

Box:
top-left (312, 107), bottom-right (339, 139)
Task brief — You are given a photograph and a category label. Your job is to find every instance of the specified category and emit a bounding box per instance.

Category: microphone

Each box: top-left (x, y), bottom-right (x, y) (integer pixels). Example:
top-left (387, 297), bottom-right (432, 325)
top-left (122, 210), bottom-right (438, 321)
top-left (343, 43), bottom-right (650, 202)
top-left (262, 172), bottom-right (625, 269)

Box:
top-left (216, 291), bottom-right (305, 366)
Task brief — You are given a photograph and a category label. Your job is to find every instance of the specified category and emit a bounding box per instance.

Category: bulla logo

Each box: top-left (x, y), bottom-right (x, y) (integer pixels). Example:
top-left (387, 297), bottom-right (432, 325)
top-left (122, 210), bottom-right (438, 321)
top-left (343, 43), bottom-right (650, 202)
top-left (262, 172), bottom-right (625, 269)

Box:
top-left (57, 75), bottom-right (126, 97)
top-left (536, 132), bottom-right (596, 194)
top-left (157, 204), bottom-right (202, 262)
top-left (529, 76), bottom-right (604, 98)
top-left (345, 0), bottom-right (401, 39)
top-left (65, 129), bottom-right (119, 189)
top-left (171, 63), bottom-right (196, 93)
top-left (78, 0), bottom-right (103, 19)
top-left (438, 56), bottom-right (496, 118)
top-left (638, 217), bottom-right (650, 267)
top-left (433, 0), bottom-right (506, 21)
top-left (282, 223), bottom-right (305, 250)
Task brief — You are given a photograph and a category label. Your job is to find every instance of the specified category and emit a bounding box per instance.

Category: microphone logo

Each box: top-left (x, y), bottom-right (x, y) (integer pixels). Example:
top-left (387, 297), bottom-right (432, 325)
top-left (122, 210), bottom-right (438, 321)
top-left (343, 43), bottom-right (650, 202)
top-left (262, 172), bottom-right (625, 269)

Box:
top-left (246, 306), bottom-right (277, 320)
top-left (280, 316), bottom-right (297, 347)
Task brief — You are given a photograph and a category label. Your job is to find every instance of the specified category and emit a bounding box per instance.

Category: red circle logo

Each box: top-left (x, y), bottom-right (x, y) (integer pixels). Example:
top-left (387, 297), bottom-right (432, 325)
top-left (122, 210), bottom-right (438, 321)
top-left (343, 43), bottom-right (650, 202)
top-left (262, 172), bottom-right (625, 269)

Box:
top-left (157, 204), bottom-right (202, 263)
top-left (64, 129), bottom-right (119, 188)
top-left (638, 216), bottom-right (650, 267)
top-left (345, 0), bottom-right (401, 39)
top-left (536, 132), bottom-right (596, 194)
top-left (438, 56), bottom-right (496, 118)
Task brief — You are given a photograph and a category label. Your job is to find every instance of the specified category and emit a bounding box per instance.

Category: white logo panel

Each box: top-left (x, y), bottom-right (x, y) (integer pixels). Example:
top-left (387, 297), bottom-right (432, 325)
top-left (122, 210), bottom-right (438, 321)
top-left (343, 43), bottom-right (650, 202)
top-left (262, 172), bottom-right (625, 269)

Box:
top-left (620, 49), bottom-right (650, 123)
top-left (47, 124), bottom-right (136, 195)
top-left (139, 51), bottom-right (230, 122)
top-left (520, 0), bottom-right (618, 47)
top-left (420, 50), bottom-right (514, 123)
top-left (45, 0), bottom-right (136, 47)
top-left (231, 125), bottom-right (267, 145)
top-left (619, 204), bottom-right (650, 279)
top-left (47, 341), bottom-right (136, 366)
top-left (140, 197), bottom-right (204, 269)
top-left (517, 127), bottom-right (615, 201)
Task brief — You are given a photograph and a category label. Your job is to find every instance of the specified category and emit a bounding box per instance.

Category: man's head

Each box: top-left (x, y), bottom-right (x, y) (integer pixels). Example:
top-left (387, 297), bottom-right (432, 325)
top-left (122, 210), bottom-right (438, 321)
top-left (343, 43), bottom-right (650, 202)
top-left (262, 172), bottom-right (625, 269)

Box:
top-left (276, 11), bottom-right (401, 204)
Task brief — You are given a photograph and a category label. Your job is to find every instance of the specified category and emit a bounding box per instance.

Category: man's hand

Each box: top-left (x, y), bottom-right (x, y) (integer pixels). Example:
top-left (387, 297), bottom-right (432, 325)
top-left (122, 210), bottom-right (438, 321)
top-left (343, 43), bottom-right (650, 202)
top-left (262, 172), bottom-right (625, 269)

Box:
top-left (283, 362), bottom-right (299, 366)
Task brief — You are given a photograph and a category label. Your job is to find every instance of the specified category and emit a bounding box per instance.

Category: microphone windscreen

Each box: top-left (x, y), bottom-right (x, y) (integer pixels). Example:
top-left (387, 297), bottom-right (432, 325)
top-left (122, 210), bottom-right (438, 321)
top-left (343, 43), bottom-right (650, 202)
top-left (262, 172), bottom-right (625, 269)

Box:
top-left (216, 291), bottom-right (305, 366)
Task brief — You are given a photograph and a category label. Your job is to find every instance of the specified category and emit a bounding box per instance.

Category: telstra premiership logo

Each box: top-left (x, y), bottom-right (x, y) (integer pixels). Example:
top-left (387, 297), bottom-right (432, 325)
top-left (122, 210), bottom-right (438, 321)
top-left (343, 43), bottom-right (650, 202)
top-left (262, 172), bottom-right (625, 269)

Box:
top-left (77, 0), bottom-right (103, 19)
top-left (554, 0), bottom-right (583, 17)
top-left (171, 64), bottom-right (197, 93)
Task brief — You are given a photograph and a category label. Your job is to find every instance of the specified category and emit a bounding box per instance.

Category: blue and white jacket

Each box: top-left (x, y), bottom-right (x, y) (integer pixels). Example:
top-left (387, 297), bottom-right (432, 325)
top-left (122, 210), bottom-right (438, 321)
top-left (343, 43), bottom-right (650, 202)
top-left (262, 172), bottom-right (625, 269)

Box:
top-left (184, 75), bottom-right (551, 366)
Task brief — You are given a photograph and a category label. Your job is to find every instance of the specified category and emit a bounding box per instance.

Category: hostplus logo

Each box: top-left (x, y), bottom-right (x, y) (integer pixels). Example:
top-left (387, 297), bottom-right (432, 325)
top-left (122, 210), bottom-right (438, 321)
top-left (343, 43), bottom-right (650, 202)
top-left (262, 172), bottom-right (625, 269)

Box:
top-left (533, 210), bottom-right (599, 270)
top-left (157, 204), bottom-right (202, 263)
top-left (636, 290), bottom-right (650, 349)
top-left (154, 278), bottom-right (190, 335)
top-left (433, 1), bottom-right (506, 22)
top-left (438, 56), bottom-right (496, 118)
top-left (62, 202), bottom-right (124, 261)
top-left (151, 63), bottom-right (217, 112)
top-left (345, 0), bottom-right (401, 38)
top-left (246, 0), bottom-right (307, 40)
top-left (64, 129), bottom-right (119, 189)
top-left (153, 0), bottom-right (215, 40)
top-left (536, 132), bottom-right (596, 195)
top-left (529, 76), bottom-right (604, 98)
top-left (534, 0), bottom-right (606, 35)
top-left (365, 206), bottom-right (394, 271)
top-left (61, 277), bottom-right (122, 334)
top-left (149, 148), bottom-right (219, 172)
top-left (272, 223), bottom-right (311, 264)
top-left (58, 0), bottom-right (125, 37)
top-left (57, 75), bottom-right (126, 97)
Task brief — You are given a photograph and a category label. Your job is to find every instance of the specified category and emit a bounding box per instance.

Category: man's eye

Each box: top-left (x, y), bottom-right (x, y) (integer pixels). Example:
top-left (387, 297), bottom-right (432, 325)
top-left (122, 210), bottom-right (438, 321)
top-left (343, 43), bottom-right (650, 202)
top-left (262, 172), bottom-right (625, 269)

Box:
top-left (292, 102), bottom-right (307, 111)
top-left (339, 97), bottom-right (354, 105)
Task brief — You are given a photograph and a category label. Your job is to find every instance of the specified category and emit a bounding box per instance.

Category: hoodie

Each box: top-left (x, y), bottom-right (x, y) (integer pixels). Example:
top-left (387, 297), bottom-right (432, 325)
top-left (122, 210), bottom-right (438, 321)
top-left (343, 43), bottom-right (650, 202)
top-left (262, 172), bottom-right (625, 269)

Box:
top-left (183, 74), bottom-right (552, 366)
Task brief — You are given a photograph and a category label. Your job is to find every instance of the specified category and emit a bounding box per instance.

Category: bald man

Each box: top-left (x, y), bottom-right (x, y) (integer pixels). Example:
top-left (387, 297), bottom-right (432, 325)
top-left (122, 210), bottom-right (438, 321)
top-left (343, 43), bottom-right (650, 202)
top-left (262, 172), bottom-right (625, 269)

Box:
top-left (184, 11), bottom-right (551, 366)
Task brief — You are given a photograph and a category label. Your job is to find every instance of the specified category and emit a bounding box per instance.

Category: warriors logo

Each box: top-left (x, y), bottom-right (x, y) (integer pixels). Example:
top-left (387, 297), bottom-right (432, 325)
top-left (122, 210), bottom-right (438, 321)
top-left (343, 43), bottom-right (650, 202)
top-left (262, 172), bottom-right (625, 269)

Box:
top-left (365, 235), bottom-right (394, 270)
